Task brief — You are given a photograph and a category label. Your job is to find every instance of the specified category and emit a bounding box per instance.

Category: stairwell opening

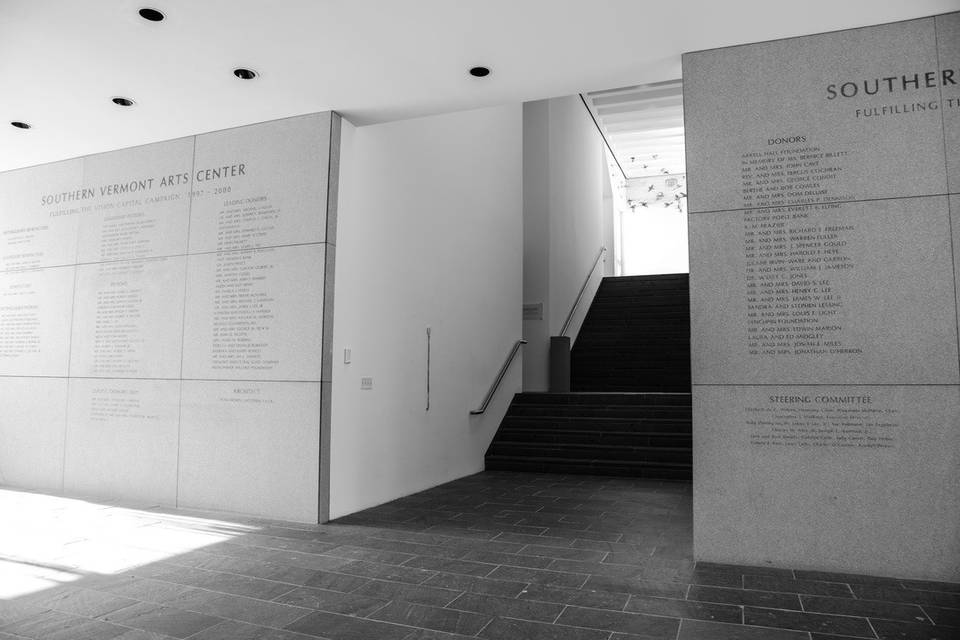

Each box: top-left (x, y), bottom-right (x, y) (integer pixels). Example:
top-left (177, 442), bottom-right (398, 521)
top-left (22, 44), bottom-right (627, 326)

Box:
top-left (499, 88), bottom-right (692, 480)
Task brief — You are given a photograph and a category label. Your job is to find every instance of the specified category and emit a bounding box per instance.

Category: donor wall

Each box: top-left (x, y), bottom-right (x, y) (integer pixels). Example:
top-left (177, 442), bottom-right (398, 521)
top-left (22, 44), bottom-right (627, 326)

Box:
top-left (0, 113), bottom-right (340, 522)
top-left (684, 13), bottom-right (959, 580)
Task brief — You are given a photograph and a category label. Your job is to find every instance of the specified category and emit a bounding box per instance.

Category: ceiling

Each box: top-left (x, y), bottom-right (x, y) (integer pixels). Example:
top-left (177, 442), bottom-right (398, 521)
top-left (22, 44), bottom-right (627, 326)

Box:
top-left (2, 0), bottom-right (957, 172)
top-left (586, 80), bottom-right (685, 180)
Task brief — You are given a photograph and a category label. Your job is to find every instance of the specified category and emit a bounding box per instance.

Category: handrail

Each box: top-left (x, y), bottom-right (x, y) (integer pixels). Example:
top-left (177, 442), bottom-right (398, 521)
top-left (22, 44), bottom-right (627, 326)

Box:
top-left (559, 246), bottom-right (606, 337)
top-left (470, 339), bottom-right (527, 415)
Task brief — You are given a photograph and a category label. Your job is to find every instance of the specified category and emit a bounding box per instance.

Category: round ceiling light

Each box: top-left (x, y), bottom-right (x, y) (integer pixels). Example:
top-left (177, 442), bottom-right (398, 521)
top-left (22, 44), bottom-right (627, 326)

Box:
top-left (469, 66), bottom-right (491, 78)
top-left (10, 121), bottom-right (31, 129)
top-left (138, 8), bottom-right (165, 21)
top-left (112, 97), bottom-right (136, 107)
top-left (233, 68), bottom-right (258, 80)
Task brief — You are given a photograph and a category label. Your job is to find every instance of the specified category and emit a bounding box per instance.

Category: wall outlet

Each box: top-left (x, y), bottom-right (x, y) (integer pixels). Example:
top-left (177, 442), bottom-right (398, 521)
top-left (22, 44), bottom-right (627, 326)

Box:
top-left (360, 377), bottom-right (373, 390)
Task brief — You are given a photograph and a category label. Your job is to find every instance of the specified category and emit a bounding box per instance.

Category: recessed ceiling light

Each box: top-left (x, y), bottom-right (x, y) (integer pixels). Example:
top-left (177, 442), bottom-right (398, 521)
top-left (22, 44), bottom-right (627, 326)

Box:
top-left (138, 8), bottom-right (165, 21)
top-left (112, 97), bottom-right (136, 107)
top-left (10, 121), bottom-right (31, 129)
top-left (233, 68), bottom-right (258, 80)
top-left (469, 66), bottom-right (491, 78)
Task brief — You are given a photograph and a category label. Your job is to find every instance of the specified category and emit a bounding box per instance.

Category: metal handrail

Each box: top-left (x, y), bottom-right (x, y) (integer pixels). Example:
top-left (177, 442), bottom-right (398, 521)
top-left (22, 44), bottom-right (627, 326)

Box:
top-left (470, 339), bottom-right (527, 415)
top-left (559, 246), bottom-right (606, 337)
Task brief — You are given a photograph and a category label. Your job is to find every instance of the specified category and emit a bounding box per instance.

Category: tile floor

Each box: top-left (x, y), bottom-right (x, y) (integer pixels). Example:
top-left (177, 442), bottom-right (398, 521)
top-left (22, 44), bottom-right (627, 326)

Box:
top-left (0, 472), bottom-right (957, 639)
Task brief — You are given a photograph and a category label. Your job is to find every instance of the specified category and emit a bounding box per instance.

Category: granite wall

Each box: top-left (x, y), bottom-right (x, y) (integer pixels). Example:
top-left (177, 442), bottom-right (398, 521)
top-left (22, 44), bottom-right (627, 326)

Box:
top-left (0, 113), bottom-right (339, 522)
top-left (684, 12), bottom-right (960, 580)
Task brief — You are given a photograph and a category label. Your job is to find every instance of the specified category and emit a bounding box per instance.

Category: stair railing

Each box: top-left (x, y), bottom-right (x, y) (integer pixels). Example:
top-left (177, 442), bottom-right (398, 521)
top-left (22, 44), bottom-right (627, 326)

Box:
top-left (559, 246), bottom-right (606, 337)
top-left (470, 339), bottom-right (527, 415)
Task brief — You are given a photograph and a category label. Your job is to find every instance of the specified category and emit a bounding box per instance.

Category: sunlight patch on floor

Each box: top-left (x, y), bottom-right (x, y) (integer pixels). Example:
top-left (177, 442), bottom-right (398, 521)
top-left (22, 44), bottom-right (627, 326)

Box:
top-left (0, 487), bottom-right (258, 599)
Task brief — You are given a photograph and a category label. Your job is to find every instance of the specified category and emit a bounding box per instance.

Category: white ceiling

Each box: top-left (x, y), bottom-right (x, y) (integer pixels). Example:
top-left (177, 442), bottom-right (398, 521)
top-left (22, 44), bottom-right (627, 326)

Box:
top-left (2, 0), bottom-right (957, 172)
top-left (586, 80), bottom-right (685, 180)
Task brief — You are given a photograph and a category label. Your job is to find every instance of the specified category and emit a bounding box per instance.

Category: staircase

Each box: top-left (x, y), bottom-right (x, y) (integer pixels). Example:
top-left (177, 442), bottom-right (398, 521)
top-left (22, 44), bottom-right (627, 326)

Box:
top-left (485, 392), bottom-right (692, 478)
top-left (484, 274), bottom-right (692, 480)
top-left (572, 274), bottom-right (690, 392)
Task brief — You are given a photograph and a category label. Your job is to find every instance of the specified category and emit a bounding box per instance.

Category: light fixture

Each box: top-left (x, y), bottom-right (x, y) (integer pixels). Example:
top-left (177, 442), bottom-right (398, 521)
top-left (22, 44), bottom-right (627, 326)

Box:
top-left (10, 121), bottom-right (31, 129)
top-left (469, 66), bottom-right (491, 78)
top-left (138, 8), bottom-right (164, 21)
top-left (233, 68), bottom-right (258, 80)
top-left (112, 97), bottom-right (135, 107)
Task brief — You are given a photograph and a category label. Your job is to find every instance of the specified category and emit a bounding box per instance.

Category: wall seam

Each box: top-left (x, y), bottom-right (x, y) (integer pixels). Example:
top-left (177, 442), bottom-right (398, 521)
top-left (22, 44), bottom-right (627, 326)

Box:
top-left (174, 134), bottom-right (198, 508)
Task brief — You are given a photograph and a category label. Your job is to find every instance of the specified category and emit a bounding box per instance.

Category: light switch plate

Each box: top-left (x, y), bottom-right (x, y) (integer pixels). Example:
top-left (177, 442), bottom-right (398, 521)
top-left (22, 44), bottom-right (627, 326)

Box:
top-left (344, 348), bottom-right (351, 364)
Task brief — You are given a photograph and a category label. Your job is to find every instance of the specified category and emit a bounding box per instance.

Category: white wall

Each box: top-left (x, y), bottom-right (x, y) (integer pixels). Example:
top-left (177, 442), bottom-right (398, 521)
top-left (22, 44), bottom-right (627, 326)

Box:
top-left (330, 105), bottom-right (523, 519)
top-left (522, 96), bottom-right (612, 391)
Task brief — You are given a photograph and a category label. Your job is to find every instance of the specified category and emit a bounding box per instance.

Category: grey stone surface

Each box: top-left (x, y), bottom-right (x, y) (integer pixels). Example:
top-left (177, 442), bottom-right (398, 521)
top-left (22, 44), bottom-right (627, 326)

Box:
top-left (938, 13), bottom-right (960, 194)
top-left (69, 256), bottom-right (187, 379)
top-left (177, 380), bottom-right (322, 522)
top-left (78, 137), bottom-right (193, 263)
top-left (954, 195), bottom-right (960, 355)
top-left (0, 158), bottom-right (83, 271)
top-left (181, 244), bottom-right (325, 382)
top-left (63, 378), bottom-right (180, 505)
top-left (689, 196), bottom-right (959, 385)
top-left (0, 377), bottom-right (68, 491)
top-left (0, 112), bottom-right (336, 523)
top-left (190, 113), bottom-right (330, 253)
top-left (0, 265), bottom-right (74, 376)
top-left (693, 384), bottom-right (960, 581)
top-left (685, 13), bottom-right (960, 582)
top-left (683, 17), bottom-right (946, 213)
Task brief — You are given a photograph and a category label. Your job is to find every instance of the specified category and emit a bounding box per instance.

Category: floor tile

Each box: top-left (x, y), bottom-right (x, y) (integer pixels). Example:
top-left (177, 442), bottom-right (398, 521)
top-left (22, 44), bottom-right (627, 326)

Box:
top-left (351, 579), bottom-right (461, 607)
top-left (422, 573), bottom-right (527, 597)
top-left (518, 583), bottom-right (630, 610)
top-left (870, 618), bottom-right (955, 640)
top-left (30, 587), bottom-right (138, 618)
top-left (284, 610), bottom-right (412, 640)
top-left (1, 609), bottom-right (130, 640)
top-left (744, 606), bottom-right (874, 637)
top-left (583, 575), bottom-right (687, 599)
top-left (899, 580), bottom-right (960, 594)
top-left (677, 618), bottom-right (811, 639)
top-left (488, 565), bottom-right (590, 589)
top-left (555, 605), bottom-right (679, 637)
top-left (448, 592), bottom-right (564, 623)
top-left (112, 631), bottom-right (181, 640)
top-left (801, 594), bottom-right (931, 623)
top-left (264, 550), bottom-right (355, 572)
top-left (179, 592), bottom-right (309, 627)
top-left (301, 570), bottom-right (370, 593)
top-left (368, 600), bottom-right (492, 635)
top-left (321, 545), bottom-right (417, 566)
top-left (188, 619), bottom-right (316, 639)
top-left (744, 575), bottom-right (854, 597)
top-left (458, 549), bottom-right (554, 568)
top-left (479, 617), bottom-right (610, 640)
top-left (521, 544), bottom-right (609, 562)
top-left (402, 556), bottom-right (497, 577)
top-left (400, 628), bottom-right (480, 640)
top-left (687, 584), bottom-right (801, 610)
top-left (919, 605), bottom-right (960, 628)
top-left (271, 586), bottom-right (388, 616)
top-left (0, 599), bottom-right (57, 627)
top-left (99, 602), bottom-right (223, 638)
top-left (625, 594), bottom-right (742, 623)
top-left (852, 585), bottom-right (960, 609)
top-left (335, 560), bottom-right (436, 584)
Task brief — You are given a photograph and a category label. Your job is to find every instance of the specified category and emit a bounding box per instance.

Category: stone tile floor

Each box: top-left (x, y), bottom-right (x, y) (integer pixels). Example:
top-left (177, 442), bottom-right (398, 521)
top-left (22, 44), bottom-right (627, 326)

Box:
top-left (0, 471), bottom-right (957, 639)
